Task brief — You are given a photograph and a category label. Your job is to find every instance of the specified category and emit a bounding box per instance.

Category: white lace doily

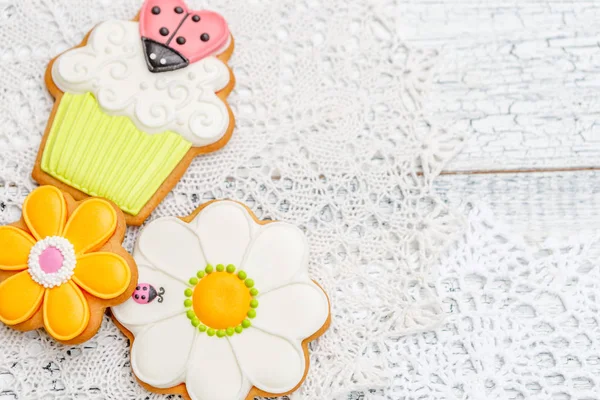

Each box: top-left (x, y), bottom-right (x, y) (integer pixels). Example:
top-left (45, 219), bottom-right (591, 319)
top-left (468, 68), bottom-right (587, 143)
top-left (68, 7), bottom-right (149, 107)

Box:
top-left (369, 201), bottom-right (600, 400)
top-left (0, 0), bottom-right (464, 399)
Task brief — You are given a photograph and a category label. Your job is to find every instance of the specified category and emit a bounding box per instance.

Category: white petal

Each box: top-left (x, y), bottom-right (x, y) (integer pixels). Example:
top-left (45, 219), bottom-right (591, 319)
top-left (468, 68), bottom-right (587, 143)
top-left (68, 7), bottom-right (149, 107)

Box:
top-left (194, 201), bottom-right (253, 268)
top-left (252, 282), bottom-right (329, 340)
top-left (136, 217), bottom-right (206, 283)
top-left (230, 328), bottom-right (305, 394)
top-left (242, 223), bottom-right (309, 292)
top-left (112, 264), bottom-right (187, 328)
top-left (186, 334), bottom-right (251, 400)
top-left (131, 314), bottom-right (196, 388)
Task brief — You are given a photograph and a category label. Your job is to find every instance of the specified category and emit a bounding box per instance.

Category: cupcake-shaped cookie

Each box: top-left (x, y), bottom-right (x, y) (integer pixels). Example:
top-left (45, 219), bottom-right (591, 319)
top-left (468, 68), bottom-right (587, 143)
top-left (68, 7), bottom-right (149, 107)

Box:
top-left (33, 0), bottom-right (235, 225)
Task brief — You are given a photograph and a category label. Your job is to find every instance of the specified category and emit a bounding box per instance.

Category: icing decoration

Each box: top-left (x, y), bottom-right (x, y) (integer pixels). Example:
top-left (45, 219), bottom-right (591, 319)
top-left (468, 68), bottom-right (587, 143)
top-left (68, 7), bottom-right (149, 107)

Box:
top-left (51, 20), bottom-right (231, 146)
top-left (63, 198), bottom-right (117, 254)
top-left (0, 186), bottom-right (134, 341)
top-left (185, 334), bottom-right (249, 400)
top-left (228, 328), bottom-right (305, 394)
top-left (43, 281), bottom-right (90, 341)
top-left (112, 200), bottom-right (330, 399)
top-left (0, 272), bottom-right (45, 325)
top-left (139, 0), bottom-right (230, 72)
top-left (132, 283), bottom-right (165, 304)
top-left (39, 247), bottom-right (64, 273)
top-left (28, 236), bottom-right (76, 288)
top-left (41, 92), bottom-right (192, 216)
top-left (183, 264), bottom-right (258, 335)
top-left (23, 185), bottom-right (66, 241)
top-left (112, 264), bottom-right (186, 327)
top-left (0, 226), bottom-right (35, 270)
top-left (72, 253), bottom-right (132, 299)
top-left (131, 314), bottom-right (196, 387)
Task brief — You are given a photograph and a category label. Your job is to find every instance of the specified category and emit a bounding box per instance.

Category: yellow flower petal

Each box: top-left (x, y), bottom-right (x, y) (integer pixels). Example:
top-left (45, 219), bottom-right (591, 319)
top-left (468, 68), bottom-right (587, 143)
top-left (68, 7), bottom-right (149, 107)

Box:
top-left (43, 281), bottom-right (90, 341)
top-left (23, 186), bottom-right (67, 240)
top-left (0, 226), bottom-right (35, 271)
top-left (73, 253), bottom-right (131, 299)
top-left (0, 271), bottom-right (44, 325)
top-left (63, 199), bottom-right (117, 254)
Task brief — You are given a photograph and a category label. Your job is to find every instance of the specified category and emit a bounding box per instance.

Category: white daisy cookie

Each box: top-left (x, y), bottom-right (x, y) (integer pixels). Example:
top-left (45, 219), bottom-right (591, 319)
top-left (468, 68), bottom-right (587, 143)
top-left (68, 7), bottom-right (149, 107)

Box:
top-left (112, 200), bottom-right (331, 400)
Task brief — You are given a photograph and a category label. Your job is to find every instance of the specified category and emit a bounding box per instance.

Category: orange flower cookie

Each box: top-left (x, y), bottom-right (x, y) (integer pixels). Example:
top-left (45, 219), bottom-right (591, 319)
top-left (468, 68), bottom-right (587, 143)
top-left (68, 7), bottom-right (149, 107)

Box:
top-left (0, 186), bottom-right (137, 344)
top-left (112, 200), bottom-right (330, 400)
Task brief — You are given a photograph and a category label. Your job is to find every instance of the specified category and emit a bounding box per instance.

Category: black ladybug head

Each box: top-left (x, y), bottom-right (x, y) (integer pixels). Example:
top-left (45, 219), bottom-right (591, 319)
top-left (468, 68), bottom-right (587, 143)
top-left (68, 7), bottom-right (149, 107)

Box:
top-left (147, 285), bottom-right (158, 302)
top-left (142, 38), bottom-right (189, 73)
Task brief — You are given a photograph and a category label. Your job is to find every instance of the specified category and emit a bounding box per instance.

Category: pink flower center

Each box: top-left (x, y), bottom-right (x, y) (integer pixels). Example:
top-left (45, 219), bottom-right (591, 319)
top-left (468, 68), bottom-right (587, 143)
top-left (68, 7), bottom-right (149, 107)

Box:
top-left (39, 246), bottom-right (64, 274)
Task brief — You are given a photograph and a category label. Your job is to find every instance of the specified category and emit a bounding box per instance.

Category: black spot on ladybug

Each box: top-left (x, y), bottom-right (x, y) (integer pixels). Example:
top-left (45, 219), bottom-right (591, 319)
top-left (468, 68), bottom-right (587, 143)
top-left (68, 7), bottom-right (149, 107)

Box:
top-left (152, 6), bottom-right (160, 15)
top-left (134, 294), bottom-right (139, 299)
top-left (160, 27), bottom-right (169, 36)
top-left (200, 33), bottom-right (210, 42)
top-left (141, 295), bottom-right (146, 300)
top-left (176, 37), bottom-right (186, 45)
top-left (136, 286), bottom-right (140, 290)
top-left (192, 15), bottom-right (200, 22)
top-left (143, 286), bottom-right (148, 290)
top-left (174, 6), bottom-right (184, 14)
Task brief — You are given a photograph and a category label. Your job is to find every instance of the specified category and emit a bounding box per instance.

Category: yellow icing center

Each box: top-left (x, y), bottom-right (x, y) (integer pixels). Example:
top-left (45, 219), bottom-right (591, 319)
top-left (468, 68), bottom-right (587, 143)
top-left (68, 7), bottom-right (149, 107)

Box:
top-left (192, 272), bottom-right (251, 329)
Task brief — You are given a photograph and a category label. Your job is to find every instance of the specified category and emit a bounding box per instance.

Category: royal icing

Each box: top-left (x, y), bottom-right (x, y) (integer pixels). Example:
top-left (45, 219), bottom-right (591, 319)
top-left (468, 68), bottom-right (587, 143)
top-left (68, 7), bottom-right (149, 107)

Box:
top-left (139, 0), bottom-right (230, 72)
top-left (112, 201), bottom-right (330, 399)
top-left (0, 186), bottom-right (133, 342)
top-left (52, 19), bottom-right (231, 146)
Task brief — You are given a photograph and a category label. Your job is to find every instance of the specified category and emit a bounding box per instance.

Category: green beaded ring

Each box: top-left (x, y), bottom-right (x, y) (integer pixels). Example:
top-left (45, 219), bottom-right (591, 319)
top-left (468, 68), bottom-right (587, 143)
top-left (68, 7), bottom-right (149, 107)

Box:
top-left (237, 271), bottom-right (247, 280)
top-left (226, 264), bottom-right (236, 273)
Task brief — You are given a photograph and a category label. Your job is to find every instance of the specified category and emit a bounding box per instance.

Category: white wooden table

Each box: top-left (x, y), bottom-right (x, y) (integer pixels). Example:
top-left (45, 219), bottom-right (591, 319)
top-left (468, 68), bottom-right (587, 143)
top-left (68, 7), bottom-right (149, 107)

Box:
top-left (394, 1), bottom-right (600, 239)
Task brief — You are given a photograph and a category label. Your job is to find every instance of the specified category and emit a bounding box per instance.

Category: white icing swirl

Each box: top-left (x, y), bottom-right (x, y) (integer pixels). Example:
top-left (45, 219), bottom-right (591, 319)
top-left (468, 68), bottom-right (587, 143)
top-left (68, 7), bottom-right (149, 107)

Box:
top-left (52, 20), bottom-right (231, 146)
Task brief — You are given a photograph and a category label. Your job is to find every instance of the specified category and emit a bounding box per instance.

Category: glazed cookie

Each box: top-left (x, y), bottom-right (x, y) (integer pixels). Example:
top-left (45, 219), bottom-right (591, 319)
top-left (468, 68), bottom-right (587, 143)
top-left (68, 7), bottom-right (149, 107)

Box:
top-left (33, 0), bottom-right (236, 225)
top-left (112, 200), bottom-right (331, 400)
top-left (0, 186), bottom-right (137, 344)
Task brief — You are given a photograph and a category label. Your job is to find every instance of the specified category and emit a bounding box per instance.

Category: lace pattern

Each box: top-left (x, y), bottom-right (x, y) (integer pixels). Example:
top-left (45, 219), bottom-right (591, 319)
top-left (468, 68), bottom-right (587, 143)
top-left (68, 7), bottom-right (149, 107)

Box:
top-left (0, 0), bottom-right (464, 398)
top-left (375, 202), bottom-right (600, 400)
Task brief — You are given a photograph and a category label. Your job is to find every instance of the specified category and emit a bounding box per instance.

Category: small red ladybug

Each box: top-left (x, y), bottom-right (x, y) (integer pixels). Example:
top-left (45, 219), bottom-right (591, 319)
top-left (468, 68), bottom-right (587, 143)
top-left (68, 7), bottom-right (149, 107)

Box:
top-left (133, 283), bottom-right (165, 304)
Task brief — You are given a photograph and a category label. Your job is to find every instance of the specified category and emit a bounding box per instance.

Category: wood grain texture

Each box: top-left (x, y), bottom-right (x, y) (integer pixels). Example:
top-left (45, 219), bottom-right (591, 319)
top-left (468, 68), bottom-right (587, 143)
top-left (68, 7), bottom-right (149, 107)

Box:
top-left (395, 0), bottom-right (600, 172)
top-left (434, 170), bottom-right (600, 239)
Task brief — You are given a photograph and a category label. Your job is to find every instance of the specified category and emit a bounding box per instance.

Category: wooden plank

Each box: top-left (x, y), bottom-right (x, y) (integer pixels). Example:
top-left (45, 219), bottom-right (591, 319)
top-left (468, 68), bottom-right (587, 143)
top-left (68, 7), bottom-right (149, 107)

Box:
top-left (434, 170), bottom-right (600, 238)
top-left (394, 1), bottom-right (600, 172)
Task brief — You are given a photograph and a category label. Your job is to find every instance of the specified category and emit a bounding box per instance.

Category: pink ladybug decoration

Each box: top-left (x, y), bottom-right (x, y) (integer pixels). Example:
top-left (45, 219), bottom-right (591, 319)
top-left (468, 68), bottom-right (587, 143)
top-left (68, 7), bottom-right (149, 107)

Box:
top-left (139, 0), bottom-right (230, 72)
top-left (132, 283), bottom-right (165, 304)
